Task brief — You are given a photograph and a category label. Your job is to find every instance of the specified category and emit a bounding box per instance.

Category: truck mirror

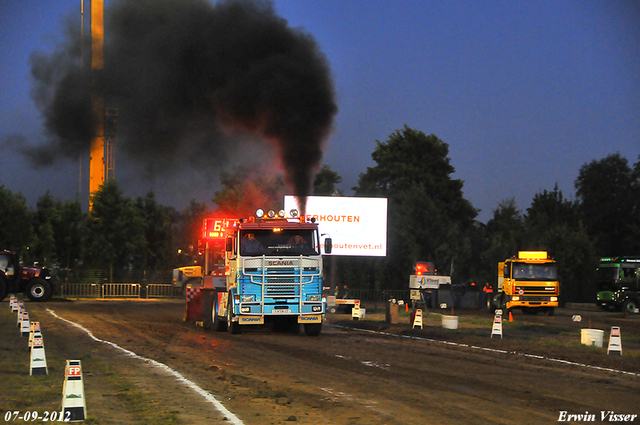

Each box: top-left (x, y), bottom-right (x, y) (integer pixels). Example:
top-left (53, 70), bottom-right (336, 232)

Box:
top-left (225, 237), bottom-right (233, 253)
top-left (324, 238), bottom-right (332, 254)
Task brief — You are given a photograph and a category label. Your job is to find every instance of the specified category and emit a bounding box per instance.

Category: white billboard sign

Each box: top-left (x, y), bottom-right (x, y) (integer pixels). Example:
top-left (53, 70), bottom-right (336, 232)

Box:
top-left (284, 196), bottom-right (387, 257)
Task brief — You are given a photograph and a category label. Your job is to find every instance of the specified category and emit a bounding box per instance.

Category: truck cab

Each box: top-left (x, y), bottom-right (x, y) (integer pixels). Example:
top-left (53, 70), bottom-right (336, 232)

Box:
top-left (596, 256), bottom-right (640, 314)
top-left (207, 209), bottom-right (331, 336)
top-left (491, 251), bottom-right (559, 315)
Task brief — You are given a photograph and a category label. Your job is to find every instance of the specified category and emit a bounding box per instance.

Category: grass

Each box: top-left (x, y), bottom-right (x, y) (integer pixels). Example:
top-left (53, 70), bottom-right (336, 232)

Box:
top-left (0, 305), bottom-right (65, 415)
top-left (0, 298), bottom-right (181, 424)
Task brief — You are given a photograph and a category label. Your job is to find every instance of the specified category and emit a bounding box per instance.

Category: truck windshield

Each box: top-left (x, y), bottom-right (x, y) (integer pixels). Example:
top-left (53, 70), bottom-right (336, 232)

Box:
top-left (596, 266), bottom-right (619, 282)
top-left (240, 229), bottom-right (319, 256)
top-left (512, 263), bottom-right (557, 280)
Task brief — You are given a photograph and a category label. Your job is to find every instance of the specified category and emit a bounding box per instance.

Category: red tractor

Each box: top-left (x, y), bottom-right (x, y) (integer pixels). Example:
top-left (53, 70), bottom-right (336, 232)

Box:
top-left (0, 251), bottom-right (55, 302)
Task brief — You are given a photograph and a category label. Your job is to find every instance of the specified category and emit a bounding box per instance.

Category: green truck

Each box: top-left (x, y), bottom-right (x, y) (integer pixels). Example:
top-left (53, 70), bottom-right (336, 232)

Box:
top-left (596, 256), bottom-right (640, 314)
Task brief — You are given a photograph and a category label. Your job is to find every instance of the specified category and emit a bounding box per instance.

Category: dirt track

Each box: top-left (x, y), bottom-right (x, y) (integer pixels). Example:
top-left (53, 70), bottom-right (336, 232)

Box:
top-left (15, 300), bottom-right (640, 424)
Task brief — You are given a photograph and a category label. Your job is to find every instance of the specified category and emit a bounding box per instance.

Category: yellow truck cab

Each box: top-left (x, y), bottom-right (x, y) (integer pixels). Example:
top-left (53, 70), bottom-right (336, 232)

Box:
top-left (492, 251), bottom-right (559, 316)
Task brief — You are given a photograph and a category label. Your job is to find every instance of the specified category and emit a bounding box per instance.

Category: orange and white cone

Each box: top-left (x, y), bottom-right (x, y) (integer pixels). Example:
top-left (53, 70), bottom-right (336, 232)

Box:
top-left (28, 322), bottom-right (41, 349)
top-left (607, 326), bottom-right (622, 355)
top-left (29, 332), bottom-right (48, 375)
top-left (491, 312), bottom-right (503, 339)
top-left (20, 312), bottom-right (30, 337)
top-left (62, 360), bottom-right (86, 421)
top-left (413, 309), bottom-right (423, 329)
top-left (17, 307), bottom-right (26, 327)
top-left (351, 301), bottom-right (361, 321)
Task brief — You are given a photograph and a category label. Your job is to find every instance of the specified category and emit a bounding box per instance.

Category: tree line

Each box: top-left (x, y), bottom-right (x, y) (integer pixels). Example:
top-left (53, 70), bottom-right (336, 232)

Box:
top-left (0, 126), bottom-right (638, 303)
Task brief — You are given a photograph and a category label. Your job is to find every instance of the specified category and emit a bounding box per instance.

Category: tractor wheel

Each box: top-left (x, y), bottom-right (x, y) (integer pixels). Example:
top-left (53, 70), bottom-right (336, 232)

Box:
top-left (26, 278), bottom-right (52, 302)
top-left (0, 276), bottom-right (7, 302)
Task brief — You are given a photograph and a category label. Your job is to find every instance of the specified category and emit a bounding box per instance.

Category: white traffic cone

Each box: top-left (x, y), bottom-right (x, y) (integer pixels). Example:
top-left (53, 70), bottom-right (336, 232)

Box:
top-left (491, 311), bottom-right (503, 339)
top-left (12, 299), bottom-right (20, 313)
top-left (351, 301), bottom-right (361, 321)
top-left (607, 326), bottom-right (622, 355)
top-left (20, 312), bottom-right (30, 337)
top-left (29, 332), bottom-right (48, 375)
top-left (413, 309), bottom-right (423, 329)
top-left (17, 307), bottom-right (25, 327)
top-left (62, 360), bottom-right (86, 421)
top-left (10, 295), bottom-right (16, 310)
top-left (29, 322), bottom-right (41, 350)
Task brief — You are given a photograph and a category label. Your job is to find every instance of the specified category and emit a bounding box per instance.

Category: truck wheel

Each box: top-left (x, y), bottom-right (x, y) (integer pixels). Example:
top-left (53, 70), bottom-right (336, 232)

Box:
top-left (328, 306), bottom-right (337, 314)
top-left (27, 278), bottom-right (52, 302)
top-left (211, 296), bottom-right (226, 332)
top-left (622, 299), bottom-right (638, 314)
top-left (0, 276), bottom-right (6, 302)
top-left (486, 296), bottom-right (495, 313)
top-left (304, 323), bottom-right (322, 336)
top-left (227, 303), bottom-right (241, 334)
top-left (499, 295), bottom-right (510, 316)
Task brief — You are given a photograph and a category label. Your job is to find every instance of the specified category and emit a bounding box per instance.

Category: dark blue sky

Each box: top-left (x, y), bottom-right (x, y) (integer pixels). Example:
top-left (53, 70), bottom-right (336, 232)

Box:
top-left (1, 0), bottom-right (638, 223)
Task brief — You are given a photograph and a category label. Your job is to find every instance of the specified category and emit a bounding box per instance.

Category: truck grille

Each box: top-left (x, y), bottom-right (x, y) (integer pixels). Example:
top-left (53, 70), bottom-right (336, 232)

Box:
top-left (516, 286), bottom-right (557, 295)
top-left (249, 275), bottom-right (314, 284)
top-left (267, 277), bottom-right (296, 283)
top-left (521, 296), bottom-right (551, 301)
top-left (266, 285), bottom-right (299, 296)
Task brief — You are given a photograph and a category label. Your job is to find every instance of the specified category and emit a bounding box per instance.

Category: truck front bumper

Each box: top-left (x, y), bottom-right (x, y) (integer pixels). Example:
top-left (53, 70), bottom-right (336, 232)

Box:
top-left (506, 295), bottom-right (558, 309)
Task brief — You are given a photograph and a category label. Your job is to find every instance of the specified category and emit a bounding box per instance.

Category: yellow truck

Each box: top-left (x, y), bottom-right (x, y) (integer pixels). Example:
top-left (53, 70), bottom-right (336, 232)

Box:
top-left (488, 251), bottom-right (559, 316)
top-left (172, 265), bottom-right (203, 294)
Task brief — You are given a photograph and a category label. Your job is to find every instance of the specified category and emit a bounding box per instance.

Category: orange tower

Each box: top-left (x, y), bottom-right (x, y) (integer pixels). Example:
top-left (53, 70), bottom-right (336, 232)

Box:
top-left (89, 0), bottom-right (105, 209)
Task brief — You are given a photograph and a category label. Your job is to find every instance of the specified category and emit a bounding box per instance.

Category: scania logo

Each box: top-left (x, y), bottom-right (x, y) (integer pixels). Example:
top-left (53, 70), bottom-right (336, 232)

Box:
top-left (267, 260), bottom-right (294, 266)
top-left (300, 316), bottom-right (321, 322)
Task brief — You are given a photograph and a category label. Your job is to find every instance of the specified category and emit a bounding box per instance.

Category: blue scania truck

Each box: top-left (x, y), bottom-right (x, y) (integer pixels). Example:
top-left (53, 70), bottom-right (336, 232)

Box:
top-left (204, 209), bottom-right (331, 336)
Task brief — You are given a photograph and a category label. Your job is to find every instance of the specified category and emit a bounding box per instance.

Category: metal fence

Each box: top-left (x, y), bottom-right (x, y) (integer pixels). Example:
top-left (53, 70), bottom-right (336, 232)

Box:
top-left (59, 283), bottom-right (102, 298)
top-left (59, 282), bottom-right (181, 299)
top-left (103, 283), bottom-right (140, 298)
top-left (147, 284), bottom-right (180, 298)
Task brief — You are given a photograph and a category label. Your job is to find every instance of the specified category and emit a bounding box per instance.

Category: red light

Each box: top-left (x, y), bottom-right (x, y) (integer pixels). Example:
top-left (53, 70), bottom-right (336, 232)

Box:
top-left (415, 263), bottom-right (429, 275)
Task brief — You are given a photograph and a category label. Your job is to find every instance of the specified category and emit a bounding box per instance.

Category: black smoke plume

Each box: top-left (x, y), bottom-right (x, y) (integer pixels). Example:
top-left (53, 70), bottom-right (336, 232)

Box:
top-left (25, 0), bottom-right (337, 213)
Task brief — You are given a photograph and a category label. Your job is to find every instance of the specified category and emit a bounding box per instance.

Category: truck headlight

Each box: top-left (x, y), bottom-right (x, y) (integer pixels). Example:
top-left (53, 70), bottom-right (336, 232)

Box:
top-left (241, 307), bottom-right (250, 313)
top-left (241, 295), bottom-right (255, 302)
top-left (550, 297), bottom-right (558, 302)
top-left (312, 306), bottom-right (322, 312)
top-left (512, 296), bottom-right (520, 301)
top-left (309, 295), bottom-right (321, 302)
